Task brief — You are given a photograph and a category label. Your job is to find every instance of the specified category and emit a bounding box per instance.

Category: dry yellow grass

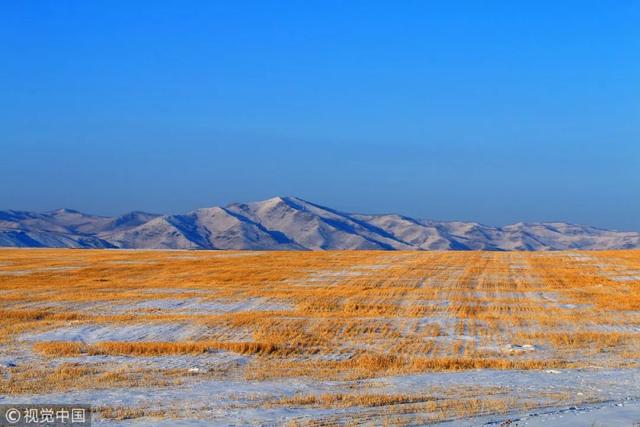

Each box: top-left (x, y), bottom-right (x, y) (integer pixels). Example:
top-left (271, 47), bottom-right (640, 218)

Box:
top-left (278, 392), bottom-right (439, 408)
top-left (33, 341), bottom-right (86, 356)
top-left (4, 248), bottom-right (640, 425)
top-left (2, 249), bottom-right (640, 394)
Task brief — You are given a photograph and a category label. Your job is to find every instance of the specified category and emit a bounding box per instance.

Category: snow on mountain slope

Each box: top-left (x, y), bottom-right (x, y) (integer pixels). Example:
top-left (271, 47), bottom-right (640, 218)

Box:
top-left (351, 214), bottom-right (462, 250)
top-left (1, 197), bottom-right (638, 250)
top-left (181, 206), bottom-right (302, 250)
top-left (500, 222), bottom-right (640, 250)
top-left (433, 222), bottom-right (506, 250)
top-left (101, 207), bottom-right (303, 250)
top-left (0, 229), bottom-right (114, 249)
top-left (95, 211), bottom-right (162, 234)
top-left (0, 209), bottom-right (110, 234)
top-left (226, 197), bottom-right (413, 250)
top-left (101, 216), bottom-right (203, 249)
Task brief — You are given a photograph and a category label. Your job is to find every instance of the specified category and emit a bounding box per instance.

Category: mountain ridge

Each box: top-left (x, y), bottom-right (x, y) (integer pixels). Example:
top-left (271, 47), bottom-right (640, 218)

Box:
top-left (1, 196), bottom-right (638, 250)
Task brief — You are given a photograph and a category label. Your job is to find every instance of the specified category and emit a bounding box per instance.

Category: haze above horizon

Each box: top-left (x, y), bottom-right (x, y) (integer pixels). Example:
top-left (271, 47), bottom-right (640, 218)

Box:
top-left (1, 1), bottom-right (639, 230)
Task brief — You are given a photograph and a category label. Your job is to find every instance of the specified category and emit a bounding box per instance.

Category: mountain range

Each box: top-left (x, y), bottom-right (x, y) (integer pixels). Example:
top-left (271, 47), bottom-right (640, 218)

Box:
top-left (1, 196), bottom-right (638, 250)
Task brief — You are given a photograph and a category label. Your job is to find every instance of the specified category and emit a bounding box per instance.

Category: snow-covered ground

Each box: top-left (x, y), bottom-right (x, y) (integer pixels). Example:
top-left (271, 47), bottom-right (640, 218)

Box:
top-left (3, 367), bottom-right (640, 425)
top-left (24, 323), bottom-right (209, 343)
top-left (3, 249), bottom-right (640, 425)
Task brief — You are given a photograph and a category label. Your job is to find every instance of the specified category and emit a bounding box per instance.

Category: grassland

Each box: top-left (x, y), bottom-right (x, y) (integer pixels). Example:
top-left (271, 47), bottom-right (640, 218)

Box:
top-left (1, 249), bottom-right (640, 425)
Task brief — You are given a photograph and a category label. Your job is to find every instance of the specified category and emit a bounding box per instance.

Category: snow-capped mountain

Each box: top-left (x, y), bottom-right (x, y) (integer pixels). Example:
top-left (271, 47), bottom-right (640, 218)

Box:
top-left (1, 197), bottom-right (638, 250)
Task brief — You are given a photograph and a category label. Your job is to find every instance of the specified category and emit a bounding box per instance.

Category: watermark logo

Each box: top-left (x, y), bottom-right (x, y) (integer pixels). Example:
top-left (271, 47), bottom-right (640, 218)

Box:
top-left (0, 405), bottom-right (90, 427)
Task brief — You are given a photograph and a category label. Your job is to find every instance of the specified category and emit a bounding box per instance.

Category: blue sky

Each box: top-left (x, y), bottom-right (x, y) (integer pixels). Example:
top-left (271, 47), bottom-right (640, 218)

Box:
top-left (1, 1), bottom-right (639, 229)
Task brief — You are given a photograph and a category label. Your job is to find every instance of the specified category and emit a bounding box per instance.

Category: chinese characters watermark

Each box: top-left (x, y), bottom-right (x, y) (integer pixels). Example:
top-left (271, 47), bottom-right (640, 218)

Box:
top-left (0, 404), bottom-right (90, 426)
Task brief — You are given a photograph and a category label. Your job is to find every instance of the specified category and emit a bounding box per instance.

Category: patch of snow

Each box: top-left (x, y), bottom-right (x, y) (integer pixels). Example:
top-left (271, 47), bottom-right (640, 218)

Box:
top-left (0, 266), bottom-right (83, 276)
top-left (23, 323), bottom-right (208, 344)
top-left (114, 297), bottom-right (293, 314)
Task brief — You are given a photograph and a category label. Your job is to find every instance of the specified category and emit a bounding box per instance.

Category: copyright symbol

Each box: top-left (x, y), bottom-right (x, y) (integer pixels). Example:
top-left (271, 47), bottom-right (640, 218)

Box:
top-left (5, 407), bottom-right (20, 423)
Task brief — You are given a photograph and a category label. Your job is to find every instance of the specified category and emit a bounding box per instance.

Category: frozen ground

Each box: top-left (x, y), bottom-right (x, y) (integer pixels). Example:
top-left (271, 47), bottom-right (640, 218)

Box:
top-left (114, 297), bottom-right (293, 315)
top-left (3, 249), bottom-right (640, 425)
top-left (2, 367), bottom-right (640, 425)
top-left (439, 400), bottom-right (640, 426)
top-left (24, 323), bottom-right (209, 343)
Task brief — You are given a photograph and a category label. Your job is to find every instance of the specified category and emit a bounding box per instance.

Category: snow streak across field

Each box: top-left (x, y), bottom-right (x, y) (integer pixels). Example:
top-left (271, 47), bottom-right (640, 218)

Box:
top-left (2, 249), bottom-right (640, 425)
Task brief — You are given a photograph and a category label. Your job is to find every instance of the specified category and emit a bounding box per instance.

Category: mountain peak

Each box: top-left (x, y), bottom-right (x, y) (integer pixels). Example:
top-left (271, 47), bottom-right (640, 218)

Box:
top-left (261, 196), bottom-right (290, 205)
top-left (256, 195), bottom-right (304, 206)
top-left (50, 208), bottom-right (82, 215)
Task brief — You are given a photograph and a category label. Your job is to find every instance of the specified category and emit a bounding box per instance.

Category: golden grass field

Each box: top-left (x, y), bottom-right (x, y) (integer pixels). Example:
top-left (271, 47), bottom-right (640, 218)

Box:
top-left (2, 249), bottom-right (640, 425)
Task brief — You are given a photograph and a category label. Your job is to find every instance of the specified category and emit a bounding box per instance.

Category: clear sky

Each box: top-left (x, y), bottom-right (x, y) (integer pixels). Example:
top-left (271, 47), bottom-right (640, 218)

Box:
top-left (1, 1), bottom-right (639, 230)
